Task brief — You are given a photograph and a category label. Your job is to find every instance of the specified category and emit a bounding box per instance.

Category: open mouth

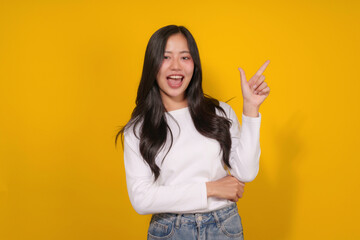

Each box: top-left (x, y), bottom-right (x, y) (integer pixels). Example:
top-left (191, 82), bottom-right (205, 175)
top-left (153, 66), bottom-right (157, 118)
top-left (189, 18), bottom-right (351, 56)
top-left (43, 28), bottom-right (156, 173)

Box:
top-left (166, 75), bottom-right (184, 88)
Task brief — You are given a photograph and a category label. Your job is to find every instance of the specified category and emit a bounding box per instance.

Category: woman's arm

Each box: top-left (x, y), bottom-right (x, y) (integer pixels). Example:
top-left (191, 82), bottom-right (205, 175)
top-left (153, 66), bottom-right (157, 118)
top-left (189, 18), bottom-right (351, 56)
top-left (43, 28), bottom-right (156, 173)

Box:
top-left (123, 131), bottom-right (208, 215)
top-left (225, 60), bottom-right (270, 182)
top-left (227, 104), bottom-right (262, 182)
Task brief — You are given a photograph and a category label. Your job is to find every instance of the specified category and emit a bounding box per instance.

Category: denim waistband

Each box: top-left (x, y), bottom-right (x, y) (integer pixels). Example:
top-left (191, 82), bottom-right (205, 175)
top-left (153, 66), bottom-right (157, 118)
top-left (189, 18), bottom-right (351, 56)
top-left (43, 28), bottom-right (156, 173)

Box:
top-left (151, 203), bottom-right (238, 229)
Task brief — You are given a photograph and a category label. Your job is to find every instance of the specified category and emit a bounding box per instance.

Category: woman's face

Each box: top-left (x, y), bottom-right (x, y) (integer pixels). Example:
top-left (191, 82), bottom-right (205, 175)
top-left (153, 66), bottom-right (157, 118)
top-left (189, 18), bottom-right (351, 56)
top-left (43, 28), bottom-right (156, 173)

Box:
top-left (156, 33), bottom-right (194, 107)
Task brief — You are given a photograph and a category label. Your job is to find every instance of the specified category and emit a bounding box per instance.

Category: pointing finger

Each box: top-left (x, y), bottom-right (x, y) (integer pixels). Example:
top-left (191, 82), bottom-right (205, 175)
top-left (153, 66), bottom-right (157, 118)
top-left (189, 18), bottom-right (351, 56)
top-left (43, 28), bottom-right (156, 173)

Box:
top-left (254, 60), bottom-right (270, 78)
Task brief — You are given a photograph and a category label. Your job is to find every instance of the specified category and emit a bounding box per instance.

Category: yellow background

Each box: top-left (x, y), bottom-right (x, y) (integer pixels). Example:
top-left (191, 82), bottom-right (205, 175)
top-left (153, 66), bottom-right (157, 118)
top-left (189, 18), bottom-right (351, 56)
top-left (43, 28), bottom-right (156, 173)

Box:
top-left (1, 0), bottom-right (359, 239)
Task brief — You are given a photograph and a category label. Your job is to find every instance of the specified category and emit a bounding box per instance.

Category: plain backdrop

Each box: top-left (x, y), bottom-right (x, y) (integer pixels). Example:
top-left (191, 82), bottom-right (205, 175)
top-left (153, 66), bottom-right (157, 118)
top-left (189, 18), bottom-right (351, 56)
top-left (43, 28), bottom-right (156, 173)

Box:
top-left (0, 0), bottom-right (359, 239)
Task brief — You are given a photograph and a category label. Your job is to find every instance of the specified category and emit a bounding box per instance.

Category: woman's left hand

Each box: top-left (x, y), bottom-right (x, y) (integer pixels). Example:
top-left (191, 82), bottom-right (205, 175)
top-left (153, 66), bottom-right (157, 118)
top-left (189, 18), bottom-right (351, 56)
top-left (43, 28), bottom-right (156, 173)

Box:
top-left (238, 60), bottom-right (270, 111)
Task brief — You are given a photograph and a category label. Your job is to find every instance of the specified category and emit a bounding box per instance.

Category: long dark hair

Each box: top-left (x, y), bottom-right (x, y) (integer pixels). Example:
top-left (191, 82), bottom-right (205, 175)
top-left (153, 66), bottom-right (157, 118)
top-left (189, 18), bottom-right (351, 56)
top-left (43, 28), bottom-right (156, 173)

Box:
top-left (115, 25), bottom-right (232, 181)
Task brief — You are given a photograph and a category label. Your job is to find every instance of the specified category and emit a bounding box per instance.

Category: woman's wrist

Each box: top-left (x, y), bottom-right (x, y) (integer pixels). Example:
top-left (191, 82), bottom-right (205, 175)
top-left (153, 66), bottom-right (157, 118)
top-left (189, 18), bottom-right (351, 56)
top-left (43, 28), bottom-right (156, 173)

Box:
top-left (206, 182), bottom-right (215, 198)
top-left (243, 102), bottom-right (259, 117)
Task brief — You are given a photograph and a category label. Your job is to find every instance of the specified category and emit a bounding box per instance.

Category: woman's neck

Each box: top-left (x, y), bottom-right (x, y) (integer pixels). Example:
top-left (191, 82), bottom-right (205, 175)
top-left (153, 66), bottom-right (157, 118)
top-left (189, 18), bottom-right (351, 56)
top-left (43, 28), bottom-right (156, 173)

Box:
top-left (162, 97), bottom-right (188, 112)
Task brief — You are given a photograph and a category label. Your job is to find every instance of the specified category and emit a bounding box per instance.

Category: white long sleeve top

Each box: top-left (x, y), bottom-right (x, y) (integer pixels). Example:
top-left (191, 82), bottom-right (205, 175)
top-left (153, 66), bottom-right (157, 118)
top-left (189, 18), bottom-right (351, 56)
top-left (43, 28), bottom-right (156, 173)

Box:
top-left (123, 101), bottom-right (261, 215)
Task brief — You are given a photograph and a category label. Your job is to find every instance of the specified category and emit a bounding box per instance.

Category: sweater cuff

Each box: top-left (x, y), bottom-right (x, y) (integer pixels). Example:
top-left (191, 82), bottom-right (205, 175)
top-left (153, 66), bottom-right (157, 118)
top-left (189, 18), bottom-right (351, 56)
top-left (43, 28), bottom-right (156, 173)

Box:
top-left (242, 112), bottom-right (262, 123)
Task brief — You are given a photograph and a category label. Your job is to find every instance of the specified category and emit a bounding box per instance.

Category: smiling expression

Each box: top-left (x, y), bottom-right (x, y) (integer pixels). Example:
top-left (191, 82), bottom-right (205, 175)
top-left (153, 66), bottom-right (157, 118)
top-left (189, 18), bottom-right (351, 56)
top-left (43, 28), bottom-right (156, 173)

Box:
top-left (156, 33), bottom-right (194, 109)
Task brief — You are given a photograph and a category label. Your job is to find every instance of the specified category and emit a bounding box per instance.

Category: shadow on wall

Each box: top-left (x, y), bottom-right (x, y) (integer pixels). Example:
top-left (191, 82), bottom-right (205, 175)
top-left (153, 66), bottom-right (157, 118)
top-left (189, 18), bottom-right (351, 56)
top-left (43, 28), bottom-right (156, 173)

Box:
top-left (240, 111), bottom-right (307, 240)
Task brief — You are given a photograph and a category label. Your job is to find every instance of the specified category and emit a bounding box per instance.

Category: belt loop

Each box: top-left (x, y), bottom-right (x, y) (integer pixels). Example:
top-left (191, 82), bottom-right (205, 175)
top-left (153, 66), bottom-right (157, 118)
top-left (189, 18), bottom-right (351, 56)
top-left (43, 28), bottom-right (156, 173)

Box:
top-left (175, 214), bottom-right (182, 229)
top-left (212, 211), bottom-right (221, 228)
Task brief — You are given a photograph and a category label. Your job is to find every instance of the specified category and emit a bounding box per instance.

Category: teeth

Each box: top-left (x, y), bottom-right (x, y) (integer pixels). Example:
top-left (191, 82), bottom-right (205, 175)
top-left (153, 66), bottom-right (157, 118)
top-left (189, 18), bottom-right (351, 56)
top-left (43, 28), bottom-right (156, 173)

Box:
top-left (168, 76), bottom-right (183, 79)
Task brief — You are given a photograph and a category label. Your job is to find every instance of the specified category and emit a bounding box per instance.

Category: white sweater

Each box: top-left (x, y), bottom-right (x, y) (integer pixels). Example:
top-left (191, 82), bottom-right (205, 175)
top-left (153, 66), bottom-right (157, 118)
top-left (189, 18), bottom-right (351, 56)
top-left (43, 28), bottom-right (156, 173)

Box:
top-left (123, 101), bottom-right (261, 215)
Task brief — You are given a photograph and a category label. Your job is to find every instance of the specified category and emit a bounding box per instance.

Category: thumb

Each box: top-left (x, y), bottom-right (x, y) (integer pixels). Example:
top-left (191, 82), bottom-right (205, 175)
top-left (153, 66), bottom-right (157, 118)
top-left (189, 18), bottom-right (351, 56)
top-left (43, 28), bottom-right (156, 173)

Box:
top-left (238, 67), bottom-right (250, 92)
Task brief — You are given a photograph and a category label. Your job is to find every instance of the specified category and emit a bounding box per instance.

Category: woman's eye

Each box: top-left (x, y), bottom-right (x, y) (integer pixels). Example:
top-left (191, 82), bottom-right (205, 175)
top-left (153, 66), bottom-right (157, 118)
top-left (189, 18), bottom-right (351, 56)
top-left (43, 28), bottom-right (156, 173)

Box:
top-left (182, 57), bottom-right (190, 60)
top-left (164, 56), bottom-right (170, 59)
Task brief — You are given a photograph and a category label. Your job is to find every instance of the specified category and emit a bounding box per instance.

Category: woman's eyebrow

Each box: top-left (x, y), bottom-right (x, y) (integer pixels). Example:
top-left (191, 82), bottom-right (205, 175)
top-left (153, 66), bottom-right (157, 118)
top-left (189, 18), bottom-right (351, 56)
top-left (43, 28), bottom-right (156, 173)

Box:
top-left (164, 51), bottom-right (190, 54)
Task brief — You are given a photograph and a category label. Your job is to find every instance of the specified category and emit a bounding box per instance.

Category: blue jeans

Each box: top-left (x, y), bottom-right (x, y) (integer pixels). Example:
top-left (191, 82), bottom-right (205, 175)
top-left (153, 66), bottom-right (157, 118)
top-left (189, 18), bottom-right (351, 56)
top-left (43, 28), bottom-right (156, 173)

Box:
top-left (147, 203), bottom-right (244, 240)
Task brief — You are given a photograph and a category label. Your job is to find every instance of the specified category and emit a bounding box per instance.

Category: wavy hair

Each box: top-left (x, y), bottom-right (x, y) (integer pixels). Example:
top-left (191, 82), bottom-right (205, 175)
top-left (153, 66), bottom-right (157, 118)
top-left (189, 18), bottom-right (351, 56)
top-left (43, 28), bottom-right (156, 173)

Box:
top-left (115, 25), bottom-right (232, 181)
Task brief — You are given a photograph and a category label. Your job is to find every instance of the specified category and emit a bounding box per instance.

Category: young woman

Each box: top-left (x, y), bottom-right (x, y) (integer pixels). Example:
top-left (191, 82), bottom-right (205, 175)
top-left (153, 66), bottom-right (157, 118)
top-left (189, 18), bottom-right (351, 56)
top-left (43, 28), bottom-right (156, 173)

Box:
top-left (116, 25), bottom-right (270, 239)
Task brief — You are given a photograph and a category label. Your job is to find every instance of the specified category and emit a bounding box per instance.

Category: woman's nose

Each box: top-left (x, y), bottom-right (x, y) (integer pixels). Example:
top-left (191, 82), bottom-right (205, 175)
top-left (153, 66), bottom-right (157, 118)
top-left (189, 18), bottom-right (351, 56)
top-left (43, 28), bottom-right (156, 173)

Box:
top-left (170, 58), bottom-right (181, 70)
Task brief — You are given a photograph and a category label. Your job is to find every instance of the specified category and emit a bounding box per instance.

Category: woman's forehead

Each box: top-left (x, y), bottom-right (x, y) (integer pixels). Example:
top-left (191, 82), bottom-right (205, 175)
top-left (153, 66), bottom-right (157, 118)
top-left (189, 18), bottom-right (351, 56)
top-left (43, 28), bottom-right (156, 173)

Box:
top-left (164, 33), bottom-right (189, 52)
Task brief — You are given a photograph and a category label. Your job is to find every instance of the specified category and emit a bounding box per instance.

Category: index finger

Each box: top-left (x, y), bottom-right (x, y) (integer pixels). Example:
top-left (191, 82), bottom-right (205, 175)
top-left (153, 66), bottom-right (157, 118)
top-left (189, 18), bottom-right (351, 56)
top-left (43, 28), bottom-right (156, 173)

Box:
top-left (255, 60), bottom-right (270, 77)
top-left (238, 181), bottom-right (245, 187)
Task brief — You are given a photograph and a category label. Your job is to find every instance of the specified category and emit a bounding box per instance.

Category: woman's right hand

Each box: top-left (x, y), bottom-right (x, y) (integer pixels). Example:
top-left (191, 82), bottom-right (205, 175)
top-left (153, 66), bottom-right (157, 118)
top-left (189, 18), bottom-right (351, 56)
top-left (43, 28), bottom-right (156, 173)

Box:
top-left (206, 176), bottom-right (245, 202)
